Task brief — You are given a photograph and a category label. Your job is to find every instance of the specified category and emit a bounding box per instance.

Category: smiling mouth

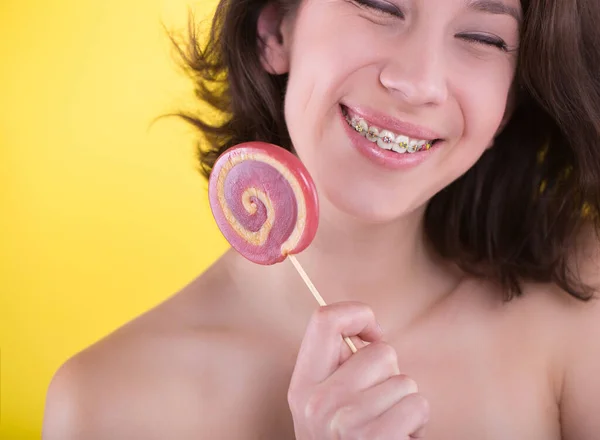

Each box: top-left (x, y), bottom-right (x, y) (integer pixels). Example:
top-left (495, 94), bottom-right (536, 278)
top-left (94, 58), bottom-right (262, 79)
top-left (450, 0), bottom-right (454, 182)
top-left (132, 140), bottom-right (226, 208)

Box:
top-left (341, 105), bottom-right (442, 154)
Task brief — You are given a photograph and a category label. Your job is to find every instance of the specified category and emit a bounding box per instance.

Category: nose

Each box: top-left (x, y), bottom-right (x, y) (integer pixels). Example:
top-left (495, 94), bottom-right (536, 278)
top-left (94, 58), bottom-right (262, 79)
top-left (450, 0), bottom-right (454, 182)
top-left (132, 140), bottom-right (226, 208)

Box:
top-left (379, 31), bottom-right (448, 107)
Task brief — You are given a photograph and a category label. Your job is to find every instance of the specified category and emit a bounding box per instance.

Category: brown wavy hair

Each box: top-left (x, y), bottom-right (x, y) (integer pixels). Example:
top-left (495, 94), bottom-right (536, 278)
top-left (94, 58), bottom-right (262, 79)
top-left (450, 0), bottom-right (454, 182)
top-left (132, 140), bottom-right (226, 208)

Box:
top-left (169, 0), bottom-right (600, 301)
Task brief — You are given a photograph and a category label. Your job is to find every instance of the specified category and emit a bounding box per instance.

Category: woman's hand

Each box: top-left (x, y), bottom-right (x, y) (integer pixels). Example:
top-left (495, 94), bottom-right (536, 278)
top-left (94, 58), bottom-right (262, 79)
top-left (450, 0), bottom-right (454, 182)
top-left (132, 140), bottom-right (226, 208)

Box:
top-left (288, 302), bottom-right (429, 439)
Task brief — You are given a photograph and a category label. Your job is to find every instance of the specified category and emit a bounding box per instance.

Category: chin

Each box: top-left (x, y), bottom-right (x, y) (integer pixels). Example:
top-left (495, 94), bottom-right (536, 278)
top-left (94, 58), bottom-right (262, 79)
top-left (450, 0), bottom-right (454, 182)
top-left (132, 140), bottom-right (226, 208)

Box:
top-left (317, 176), bottom-right (421, 225)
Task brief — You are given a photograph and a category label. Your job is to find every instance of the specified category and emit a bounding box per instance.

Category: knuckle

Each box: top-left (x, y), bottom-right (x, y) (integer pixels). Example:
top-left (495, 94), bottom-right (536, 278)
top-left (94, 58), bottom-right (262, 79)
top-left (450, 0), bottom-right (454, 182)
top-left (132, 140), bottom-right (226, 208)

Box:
top-left (393, 393), bottom-right (430, 428)
top-left (362, 304), bottom-right (376, 321)
top-left (311, 302), bottom-right (374, 329)
top-left (311, 306), bottom-right (333, 329)
top-left (329, 405), bottom-right (357, 438)
top-left (303, 390), bottom-right (331, 421)
top-left (406, 393), bottom-right (431, 420)
top-left (391, 374), bottom-right (419, 395)
top-left (371, 342), bottom-right (398, 366)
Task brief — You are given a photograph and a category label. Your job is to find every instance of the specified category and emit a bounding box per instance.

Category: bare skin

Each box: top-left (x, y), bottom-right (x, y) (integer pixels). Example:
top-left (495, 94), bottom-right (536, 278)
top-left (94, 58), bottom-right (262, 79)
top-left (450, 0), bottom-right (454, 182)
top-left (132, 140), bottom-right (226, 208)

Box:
top-left (42, 225), bottom-right (600, 440)
top-left (41, 0), bottom-right (600, 435)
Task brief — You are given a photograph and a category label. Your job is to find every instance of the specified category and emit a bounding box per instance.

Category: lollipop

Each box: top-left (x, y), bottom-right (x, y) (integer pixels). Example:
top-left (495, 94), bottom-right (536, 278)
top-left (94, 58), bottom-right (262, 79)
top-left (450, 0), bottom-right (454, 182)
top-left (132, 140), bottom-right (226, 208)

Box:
top-left (208, 141), bottom-right (357, 353)
top-left (208, 142), bottom-right (319, 265)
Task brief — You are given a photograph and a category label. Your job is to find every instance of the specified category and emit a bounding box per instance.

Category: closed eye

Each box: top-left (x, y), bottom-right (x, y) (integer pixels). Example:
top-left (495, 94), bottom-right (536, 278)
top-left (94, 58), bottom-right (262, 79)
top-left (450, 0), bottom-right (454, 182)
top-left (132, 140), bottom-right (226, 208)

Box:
top-left (351, 0), bottom-right (404, 18)
top-left (457, 33), bottom-right (510, 52)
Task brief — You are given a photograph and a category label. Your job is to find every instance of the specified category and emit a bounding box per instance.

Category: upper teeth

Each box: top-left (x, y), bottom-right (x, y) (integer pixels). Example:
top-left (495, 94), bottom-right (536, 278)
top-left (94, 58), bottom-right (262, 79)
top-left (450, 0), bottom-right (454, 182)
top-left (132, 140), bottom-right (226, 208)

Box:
top-left (345, 114), bottom-right (433, 153)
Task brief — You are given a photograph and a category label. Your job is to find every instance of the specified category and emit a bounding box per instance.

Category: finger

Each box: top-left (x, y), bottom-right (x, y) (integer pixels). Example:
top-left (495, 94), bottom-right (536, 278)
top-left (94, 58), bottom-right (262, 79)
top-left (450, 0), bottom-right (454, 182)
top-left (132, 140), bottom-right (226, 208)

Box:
top-left (338, 334), bottom-right (371, 365)
top-left (290, 302), bottom-right (383, 389)
top-left (329, 374), bottom-right (419, 433)
top-left (327, 341), bottom-right (401, 392)
top-left (367, 392), bottom-right (430, 439)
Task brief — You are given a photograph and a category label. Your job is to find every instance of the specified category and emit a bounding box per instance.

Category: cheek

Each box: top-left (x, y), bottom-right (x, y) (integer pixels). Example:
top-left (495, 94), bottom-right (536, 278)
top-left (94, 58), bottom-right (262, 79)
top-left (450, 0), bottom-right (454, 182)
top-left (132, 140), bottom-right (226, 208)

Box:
top-left (284, 4), bottom-right (383, 111)
top-left (449, 49), bottom-right (516, 139)
top-left (434, 76), bottom-right (513, 185)
top-left (283, 22), bottom-right (365, 156)
top-left (459, 75), bottom-right (513, 145)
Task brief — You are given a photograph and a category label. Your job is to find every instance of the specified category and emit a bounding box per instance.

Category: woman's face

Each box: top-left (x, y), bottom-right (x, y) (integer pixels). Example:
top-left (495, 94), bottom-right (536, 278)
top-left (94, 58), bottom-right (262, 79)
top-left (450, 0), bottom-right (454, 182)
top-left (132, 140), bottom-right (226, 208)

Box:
top-left (262, 0), bottom-right (521, 223)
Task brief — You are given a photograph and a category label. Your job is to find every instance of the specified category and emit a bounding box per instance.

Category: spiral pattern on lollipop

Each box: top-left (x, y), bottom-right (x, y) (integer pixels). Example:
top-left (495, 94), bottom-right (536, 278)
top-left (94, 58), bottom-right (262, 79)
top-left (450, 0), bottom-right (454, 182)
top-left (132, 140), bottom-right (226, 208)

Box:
top-left (208, 143), bottom-right (319, 265)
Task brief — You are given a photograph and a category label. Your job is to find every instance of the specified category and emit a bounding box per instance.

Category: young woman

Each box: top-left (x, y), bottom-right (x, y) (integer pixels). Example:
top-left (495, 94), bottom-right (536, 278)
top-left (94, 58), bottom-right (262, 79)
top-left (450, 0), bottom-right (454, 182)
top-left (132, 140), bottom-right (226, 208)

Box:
top-left (43, 0), bottom-right (600, 438)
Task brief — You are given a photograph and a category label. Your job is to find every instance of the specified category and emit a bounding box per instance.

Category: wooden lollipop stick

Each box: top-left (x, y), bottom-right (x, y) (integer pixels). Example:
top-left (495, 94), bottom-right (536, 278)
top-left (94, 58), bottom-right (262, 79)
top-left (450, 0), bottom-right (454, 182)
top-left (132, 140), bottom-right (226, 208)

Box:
top-left (288, 254), bottom-right (358, 354)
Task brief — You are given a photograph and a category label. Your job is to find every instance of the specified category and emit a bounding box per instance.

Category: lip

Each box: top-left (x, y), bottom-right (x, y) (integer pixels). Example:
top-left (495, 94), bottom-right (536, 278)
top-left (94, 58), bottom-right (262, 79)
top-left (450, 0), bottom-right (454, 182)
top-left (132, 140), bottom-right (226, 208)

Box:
top-left (338, 105), bottom-right (442, 171)
top-left (341, 104), bottom-right (441, 141)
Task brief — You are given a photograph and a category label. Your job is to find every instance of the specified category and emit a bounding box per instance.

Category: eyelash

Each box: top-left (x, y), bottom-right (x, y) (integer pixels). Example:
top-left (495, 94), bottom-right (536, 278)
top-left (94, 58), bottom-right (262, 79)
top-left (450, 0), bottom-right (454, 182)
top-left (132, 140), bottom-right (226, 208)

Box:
top-left (458, 34), bottom-right (509, 52)
top-left (350, 0), bottom-right (510, 52)
top-left (351, 0), bottom-right (404, 18)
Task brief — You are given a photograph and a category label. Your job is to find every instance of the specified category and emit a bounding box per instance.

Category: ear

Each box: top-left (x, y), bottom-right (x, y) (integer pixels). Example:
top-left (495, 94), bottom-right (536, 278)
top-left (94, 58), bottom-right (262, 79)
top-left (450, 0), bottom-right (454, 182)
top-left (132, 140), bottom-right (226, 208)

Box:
top-left (257, 3), bottom-right (291, 74)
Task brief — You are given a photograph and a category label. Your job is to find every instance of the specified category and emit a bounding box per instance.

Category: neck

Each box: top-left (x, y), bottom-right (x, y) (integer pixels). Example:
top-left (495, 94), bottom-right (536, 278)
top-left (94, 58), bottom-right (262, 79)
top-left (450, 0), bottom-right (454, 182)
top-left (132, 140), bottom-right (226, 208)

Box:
top-left (299, 204), bottom-right (428, 299)
top-left (229, 200), bottom-right (464, 336)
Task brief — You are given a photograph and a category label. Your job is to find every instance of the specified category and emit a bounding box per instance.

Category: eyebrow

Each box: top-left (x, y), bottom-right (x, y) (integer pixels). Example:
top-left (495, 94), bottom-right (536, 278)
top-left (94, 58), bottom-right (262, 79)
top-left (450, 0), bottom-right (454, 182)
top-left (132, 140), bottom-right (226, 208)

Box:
top-left (467, 0), bottom-right (522, 23)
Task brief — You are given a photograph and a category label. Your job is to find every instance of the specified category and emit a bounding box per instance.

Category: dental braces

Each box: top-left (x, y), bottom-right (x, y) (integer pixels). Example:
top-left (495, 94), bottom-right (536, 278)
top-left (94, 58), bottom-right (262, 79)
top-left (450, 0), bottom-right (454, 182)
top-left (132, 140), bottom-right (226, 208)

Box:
top-left (347, 118), bottom-right (432, 153)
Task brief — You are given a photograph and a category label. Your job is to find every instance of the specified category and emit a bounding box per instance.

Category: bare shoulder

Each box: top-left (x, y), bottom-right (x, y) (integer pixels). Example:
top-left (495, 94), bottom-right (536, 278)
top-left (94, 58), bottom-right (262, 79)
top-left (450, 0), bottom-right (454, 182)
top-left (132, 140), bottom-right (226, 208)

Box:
top-left (555, 225), bottom-right (600, 440)
top-left (515, 223), bottom-right (600, 322)
top-left (517, 224), bottom-right (600, 440)
top-left (42, 252), bottom-right (297, 440)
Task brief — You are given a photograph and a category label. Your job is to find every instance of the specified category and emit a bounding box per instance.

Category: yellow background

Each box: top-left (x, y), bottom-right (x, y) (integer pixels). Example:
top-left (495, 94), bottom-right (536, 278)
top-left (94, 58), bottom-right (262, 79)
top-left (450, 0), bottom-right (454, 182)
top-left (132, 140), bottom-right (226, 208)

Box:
top-left (0, 0), bottom-right (226, 438)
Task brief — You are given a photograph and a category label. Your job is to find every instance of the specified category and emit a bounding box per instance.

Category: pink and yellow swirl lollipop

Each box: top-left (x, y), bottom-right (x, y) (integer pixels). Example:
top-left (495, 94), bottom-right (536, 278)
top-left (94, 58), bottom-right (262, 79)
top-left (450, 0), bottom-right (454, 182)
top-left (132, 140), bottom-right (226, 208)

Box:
top-left (208, 141), bottom-right (319, 265)
top-left (208, 141), bottom-right (357, 353)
